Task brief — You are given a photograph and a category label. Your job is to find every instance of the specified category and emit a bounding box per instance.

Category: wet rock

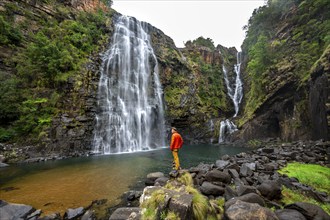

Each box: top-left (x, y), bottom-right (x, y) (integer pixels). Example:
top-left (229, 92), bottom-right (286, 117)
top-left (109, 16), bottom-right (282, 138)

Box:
top-left (64, 207), bottom-right (84, 219)
top-left (154, 176), bottom-right (169, 187)
top-left (225, 193), bottom-right (265, 210)
top-left (145, 172), bottom-right (164, 185)
top-left (257, 180), bottom-right (282, 200)
top-left (0, 200), bottom-right (35, 220)
top-left (81, 210), bottom-right (95, 220)
top-left (227, 163), bottom-right (240, 172)
top-left (228, 169), bottom-right (240, 179)
top-left (27, 209), bottom-right (42, 220)
top-left (38, 212), bottom-right (61, 220)
top-left (215, 160), bottom-right (230, 169)
top-left (285, 202), bottom-right (330, 220)
top-left (200, 181), bottom-right (225, 196)
top-left (127, 191), bottom-right (142, 201)
top-left (275, 209), bottom-right (307, 220)
top-left (109, 207), bottom-right (141, 220)
top-left (236, 185), bottom-right (259, 196)
top-left (189, 163), bottom-right (212, 173)
top-left (205, 169), bottom-right (231, 184)
top-left (239, 163), bottom-right (254, 177)
top-left (225, 200), bottom-right (278, 220)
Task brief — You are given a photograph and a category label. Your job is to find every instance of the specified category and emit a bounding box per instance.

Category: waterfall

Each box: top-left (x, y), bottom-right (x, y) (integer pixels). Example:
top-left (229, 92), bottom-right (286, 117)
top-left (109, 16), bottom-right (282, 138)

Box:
top-left (93, 15), bottom-right (166, 154)
top-left (219, 52), bottom-right (243, 143)
top-left (218, 119), bottom-right (238, 143)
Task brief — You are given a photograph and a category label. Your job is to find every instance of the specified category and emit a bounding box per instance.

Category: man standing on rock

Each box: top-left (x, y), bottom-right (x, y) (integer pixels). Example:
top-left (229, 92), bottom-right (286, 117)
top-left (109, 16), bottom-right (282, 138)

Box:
top-left (170, 127), bottom-right (184, 172)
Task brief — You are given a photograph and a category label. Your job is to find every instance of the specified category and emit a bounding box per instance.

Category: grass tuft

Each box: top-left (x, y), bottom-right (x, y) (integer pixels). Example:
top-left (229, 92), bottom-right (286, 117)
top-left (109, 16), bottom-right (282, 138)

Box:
top-left (186, 186), bottom-right (209, 219)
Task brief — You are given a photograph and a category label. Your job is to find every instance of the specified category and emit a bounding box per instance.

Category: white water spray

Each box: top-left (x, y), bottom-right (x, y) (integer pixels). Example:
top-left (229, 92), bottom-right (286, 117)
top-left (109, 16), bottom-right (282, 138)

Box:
top-left (219, 52), bottom-right (243, 143)
top-left (93, 15), bottom-right (166, 154)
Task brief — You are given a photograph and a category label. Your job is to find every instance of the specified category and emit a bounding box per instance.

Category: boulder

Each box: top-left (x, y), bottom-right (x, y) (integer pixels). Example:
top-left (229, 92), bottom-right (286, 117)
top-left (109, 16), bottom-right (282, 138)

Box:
top-left (81, 210), bottom-right (95, 220)
top-left (225, 193), bottom-right (265, 210)
top-left (236, 185), bottom-right (259, 196)
top-left (285, 202), bottom-right (330, 220)
top-left (0, 200), bottom-right (35, 220)
top-left (227, 163), bottom-right (240, 172)
top-left (240, 163), bottom-right (254, 177)
top-left (109, 207), bottom-right (141, 220)
top-left (200, 181), bottom-right (225, 196)
top-left (257, 180), bottom-right (282, 200)
top-left (147, 172), bottom-right (165, 180)
top-left (225, 200), bottom-right (278, 220)
top-left (64, 207), bottom-right (84, 219)
top-left (228, 169), bottom-right (240, 179)
top-left (215, 160), bottom-right (230, 169)
top-left (145, 172), bottom-right (164, 185)
top-left (224, 186), bottom-right (238, 201)
top-left (26, 209), bottom-right (42, 220)
top-left (275, 209), bottom-right (307, 220)
top-left (139, 186), bottom-right (193, 220)
top-left (154, 177), bottom-right (169, 186)
top-left (168, 193), bottom-right (193, 220)
top-left (205, 169), bottom-right (231, 184)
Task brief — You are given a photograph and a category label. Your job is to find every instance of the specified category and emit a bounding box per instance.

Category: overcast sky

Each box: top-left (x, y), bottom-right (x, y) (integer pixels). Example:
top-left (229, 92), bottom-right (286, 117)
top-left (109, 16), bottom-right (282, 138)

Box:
top-left (112, 0), bottom-right (266, 50)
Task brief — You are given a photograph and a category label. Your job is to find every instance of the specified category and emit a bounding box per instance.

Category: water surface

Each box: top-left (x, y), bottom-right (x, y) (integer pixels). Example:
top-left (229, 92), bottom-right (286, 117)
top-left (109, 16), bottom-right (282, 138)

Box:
top-left (0, 144), bottom-right (248, 215)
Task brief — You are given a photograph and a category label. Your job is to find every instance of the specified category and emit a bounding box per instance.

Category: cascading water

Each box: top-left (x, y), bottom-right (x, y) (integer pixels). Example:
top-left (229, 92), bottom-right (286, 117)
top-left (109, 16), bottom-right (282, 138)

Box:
top-left (93, 15), bottom-right (166, 154)
top-left (219, 52), bottom-right (243, 143)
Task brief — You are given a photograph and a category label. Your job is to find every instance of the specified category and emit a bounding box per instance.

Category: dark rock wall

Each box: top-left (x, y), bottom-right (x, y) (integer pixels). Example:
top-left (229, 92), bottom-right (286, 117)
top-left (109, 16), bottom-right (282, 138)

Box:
top-left (309, 48), bottom-right (330, 140)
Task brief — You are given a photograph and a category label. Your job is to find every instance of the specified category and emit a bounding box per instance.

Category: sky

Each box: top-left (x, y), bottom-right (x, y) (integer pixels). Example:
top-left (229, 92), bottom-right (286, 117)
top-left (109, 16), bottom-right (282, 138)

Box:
top-left (112, 0), bottom-right (266, 50)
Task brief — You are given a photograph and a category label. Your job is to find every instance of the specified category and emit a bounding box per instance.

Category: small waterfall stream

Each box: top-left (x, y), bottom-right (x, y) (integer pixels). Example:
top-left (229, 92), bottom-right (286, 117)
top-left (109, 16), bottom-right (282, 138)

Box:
top-left (219, 52), bottom-right (243, 143)
top-left (93, 15), bottom-right (166, 154)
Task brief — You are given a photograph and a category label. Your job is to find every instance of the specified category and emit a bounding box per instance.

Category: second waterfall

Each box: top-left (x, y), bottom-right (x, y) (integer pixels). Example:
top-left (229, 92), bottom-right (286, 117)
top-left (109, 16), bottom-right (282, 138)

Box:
top-left (93, 15), bottom-right (166, 154)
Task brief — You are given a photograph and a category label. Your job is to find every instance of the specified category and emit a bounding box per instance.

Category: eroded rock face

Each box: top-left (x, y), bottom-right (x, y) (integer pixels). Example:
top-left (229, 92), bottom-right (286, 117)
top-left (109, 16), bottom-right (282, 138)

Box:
top-left (61, 0), bottom-right (108, 12)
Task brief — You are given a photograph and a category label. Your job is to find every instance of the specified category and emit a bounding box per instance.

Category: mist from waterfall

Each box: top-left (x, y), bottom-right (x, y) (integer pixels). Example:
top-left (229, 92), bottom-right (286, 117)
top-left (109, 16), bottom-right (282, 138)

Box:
top-left (93, 15), bottom-right (166, 154)
top-left (219, 52), bottom-right (243, 143)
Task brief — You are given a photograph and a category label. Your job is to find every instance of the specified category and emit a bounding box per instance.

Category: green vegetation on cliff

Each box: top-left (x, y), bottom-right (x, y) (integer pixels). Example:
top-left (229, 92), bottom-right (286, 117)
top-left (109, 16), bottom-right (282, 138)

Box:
top-left (0, 1), bottom-right (111, 143)
top-left (241, 0), bottom-right (330, 125)
top-left (160, 37), bottom-right (236, 136)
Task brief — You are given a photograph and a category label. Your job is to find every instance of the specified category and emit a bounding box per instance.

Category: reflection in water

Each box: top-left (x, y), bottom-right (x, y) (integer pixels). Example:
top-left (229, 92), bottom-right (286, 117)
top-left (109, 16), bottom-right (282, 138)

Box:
top-left (0, 144), bottom-right (247, 215)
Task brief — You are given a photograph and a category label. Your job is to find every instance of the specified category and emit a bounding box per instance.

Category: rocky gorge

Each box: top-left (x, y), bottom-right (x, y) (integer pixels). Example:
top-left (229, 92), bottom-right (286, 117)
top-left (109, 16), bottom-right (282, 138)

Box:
top-left (0, 0), bottom-right (329, 160)
top-left (0, 1), bottom-right (330, 219)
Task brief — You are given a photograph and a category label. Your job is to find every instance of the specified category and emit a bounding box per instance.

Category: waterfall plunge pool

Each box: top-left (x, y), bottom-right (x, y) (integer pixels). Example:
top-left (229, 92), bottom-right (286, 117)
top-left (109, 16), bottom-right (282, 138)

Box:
top-left (0, 144), bottom-right (248, 216)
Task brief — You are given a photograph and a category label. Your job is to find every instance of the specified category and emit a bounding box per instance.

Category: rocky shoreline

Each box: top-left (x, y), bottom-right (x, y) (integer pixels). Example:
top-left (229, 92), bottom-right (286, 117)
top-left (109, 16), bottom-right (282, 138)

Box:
top-left (0, 140), bottom-right (329, 219)
top-left (110, 140), bottom-right (330, 220)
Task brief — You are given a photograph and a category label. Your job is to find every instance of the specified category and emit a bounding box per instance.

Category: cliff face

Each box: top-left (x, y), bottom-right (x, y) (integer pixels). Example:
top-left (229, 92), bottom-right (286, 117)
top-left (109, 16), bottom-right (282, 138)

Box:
top-left (147, 28), bottom-right (237, 143)
top-left (3, 0), bottom-right (327, 157)
top-left (234, 0), bottom-right (329, 142)
top-left (0, 0), bottom-right (112, 155)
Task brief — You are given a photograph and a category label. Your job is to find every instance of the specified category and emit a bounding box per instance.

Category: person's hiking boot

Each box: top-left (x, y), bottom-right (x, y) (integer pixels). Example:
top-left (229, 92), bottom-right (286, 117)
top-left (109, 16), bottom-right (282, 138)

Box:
top-left (169, 169), bottom-right (179, 178)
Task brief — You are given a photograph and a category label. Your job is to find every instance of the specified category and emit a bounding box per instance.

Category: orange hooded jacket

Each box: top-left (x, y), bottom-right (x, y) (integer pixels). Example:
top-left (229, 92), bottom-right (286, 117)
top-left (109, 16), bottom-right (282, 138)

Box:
top-left (170, 132), bottom-right (183, 151)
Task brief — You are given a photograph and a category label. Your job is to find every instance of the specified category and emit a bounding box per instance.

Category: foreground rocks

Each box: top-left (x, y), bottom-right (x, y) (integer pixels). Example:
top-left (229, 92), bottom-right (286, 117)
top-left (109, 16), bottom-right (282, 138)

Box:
top-left (110, 140), bottom-right (330, 220)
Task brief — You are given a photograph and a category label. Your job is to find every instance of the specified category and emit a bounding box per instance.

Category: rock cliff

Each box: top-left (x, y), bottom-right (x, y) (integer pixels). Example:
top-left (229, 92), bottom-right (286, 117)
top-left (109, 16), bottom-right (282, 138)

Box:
top-left (234, 0), bottom-right (329, 142)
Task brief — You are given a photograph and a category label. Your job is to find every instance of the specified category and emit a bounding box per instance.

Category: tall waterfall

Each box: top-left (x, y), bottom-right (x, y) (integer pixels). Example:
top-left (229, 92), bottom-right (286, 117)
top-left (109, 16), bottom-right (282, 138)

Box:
top-left (93, 15), bottom-right (166, 154)
top-left (219, 52), bottom-right (243, 143)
